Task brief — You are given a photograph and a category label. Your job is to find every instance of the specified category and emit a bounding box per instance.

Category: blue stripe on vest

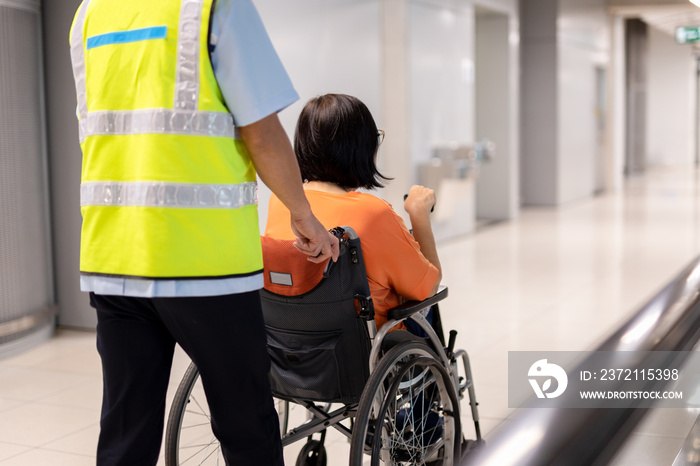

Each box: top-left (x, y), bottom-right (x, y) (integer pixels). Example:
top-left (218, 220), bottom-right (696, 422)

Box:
top-left (87, 26), bottom-right (168, 50)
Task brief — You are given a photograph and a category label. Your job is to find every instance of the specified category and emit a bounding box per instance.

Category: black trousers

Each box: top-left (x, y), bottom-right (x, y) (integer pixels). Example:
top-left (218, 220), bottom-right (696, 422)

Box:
top-left (90, 291), bottom-right (284, 466)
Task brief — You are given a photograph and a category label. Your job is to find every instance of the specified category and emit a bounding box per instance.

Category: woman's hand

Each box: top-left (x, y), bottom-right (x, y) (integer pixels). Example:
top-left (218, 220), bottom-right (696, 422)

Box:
top-left (403, 185), bottom-right (441, 295)
top-left (404, 185), bottom-right (436, 217)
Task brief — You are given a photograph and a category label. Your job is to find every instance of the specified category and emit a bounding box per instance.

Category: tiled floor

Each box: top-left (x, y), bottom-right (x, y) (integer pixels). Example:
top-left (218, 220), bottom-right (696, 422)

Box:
top-left (1, 167), bottom-right (699, 465)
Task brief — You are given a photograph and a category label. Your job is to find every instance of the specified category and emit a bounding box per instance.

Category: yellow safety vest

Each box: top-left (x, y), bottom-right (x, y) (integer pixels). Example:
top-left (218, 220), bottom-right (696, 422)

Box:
top-left (69, 0), bottom-right (263, 281)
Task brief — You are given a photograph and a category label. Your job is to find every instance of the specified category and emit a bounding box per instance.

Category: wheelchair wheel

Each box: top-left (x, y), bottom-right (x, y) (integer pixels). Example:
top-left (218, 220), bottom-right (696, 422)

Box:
top-left (295, 439), bottom-right (327, 466)
top-left (164, 362), bottom-right (290, 465)
top-left (349, 342), bottom-right (461, 465)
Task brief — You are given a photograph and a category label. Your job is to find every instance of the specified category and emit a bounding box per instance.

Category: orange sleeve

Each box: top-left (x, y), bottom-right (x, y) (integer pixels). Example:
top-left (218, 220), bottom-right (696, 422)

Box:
top-left (360, 197), bottom-right (439, 303)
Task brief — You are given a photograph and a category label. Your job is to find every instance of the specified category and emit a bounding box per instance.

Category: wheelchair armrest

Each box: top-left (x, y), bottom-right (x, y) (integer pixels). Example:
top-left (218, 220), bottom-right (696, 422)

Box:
top-left (386, 286), bottom-right (448, 321)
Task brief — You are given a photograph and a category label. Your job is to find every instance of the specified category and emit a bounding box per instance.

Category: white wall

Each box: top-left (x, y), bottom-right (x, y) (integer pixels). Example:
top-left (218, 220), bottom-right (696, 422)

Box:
top-left (646, 26), bottom-right (695, 167)
top-left (407, 0), bottom-right (519, 175)
top-left (405, 0), bottom-right (519, 237)
top-left (407, 1), bottom-right (476, 239)
top-left (409, 2), bottom-right (474, 171)
top-left (520, 0), bottom-right (609, 205)
top-left (43, 0), bottom-right (93, 328)
top-left (253, 0), bottom-right (382, 230)
top-left (475, 8), bottom-right (519, 220)
top-left (557, 0), bottom-right (609, 203)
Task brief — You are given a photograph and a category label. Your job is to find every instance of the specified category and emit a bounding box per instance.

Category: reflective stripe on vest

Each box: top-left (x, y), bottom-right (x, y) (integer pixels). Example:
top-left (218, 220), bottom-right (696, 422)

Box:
top-left (78, 108), bottom-right (237, 142)
top-left (175, 0), bottom-right (201, 111)
top-left (81, 181), bottom-right (257, 209)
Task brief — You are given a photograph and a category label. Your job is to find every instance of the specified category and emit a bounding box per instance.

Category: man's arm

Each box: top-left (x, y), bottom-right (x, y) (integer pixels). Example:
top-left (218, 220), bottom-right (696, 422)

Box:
top-left (239, 113), bottom-right (338, 263)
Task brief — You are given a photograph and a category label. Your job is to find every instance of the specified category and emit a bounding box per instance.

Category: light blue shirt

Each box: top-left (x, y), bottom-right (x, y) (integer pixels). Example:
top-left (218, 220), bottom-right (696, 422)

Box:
top-left (81, 0), bottom-right (299, 298)
top-left (210, 0), bottom-right (299, 127)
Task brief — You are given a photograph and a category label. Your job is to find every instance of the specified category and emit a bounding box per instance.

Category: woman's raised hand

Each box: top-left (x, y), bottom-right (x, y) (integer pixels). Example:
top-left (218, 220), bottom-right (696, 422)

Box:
top-left (404, 185), bottom-right (436, 217)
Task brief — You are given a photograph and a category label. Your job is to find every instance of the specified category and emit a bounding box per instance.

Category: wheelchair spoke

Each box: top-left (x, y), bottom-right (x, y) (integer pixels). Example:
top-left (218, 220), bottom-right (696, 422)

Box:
top-left (181, 421), bottom-right (211, 430)
top-left (189, 396), bottom-right (210, 419)
top-left (180, 436), bottom-right (220, 465)
top-left (365, 358), bottom-right (456, 465)
top-left (180, 442), bottom-right (220, 450)
top-left (196, 441), bottom-right (221, 465)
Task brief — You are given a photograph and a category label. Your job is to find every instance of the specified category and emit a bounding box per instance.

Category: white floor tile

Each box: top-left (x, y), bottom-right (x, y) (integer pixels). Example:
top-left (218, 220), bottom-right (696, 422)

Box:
top-left (0, 342), bottom-right (86, 369)
top-left (0, 367), bottom-right (94, 402)
top-left (0, 442), bottom-right (32, 462)
top-left (41, 424), bottom-right (99, 457)
top-left (29, 347), bottom-right (102, 377)
top-left (0, 398), bottom-right (26, 414)
top-left (0, 448), bottom-right (95, 466)
top-left (37, 378), bottom-right (103, 410)
top-left (49, 329), bottom-right (97, 347)
top-left (0, 402), bottom-right (98, 447)
top-left (468, 382), bottom-right (514, 420)
top-left (480, 418), bottom-right (514, 440)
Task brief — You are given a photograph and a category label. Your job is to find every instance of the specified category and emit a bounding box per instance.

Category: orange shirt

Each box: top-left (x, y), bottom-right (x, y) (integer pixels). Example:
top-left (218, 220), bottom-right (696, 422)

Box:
top-left (265, 190), bottom-right (439, 330)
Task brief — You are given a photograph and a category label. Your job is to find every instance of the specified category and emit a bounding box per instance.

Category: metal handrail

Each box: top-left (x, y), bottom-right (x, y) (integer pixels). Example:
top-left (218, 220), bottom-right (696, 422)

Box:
top-left (462, 256), bottom-right (700, 466)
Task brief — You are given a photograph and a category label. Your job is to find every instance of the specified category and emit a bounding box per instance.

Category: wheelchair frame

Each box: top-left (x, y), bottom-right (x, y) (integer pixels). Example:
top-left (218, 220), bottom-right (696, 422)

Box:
top-left (164, 227), bottom-right (482, 466)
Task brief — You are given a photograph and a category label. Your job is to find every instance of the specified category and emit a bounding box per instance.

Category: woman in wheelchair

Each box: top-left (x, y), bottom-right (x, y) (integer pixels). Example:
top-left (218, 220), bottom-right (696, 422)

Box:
top-left (265, 93), bottom-right (443, 333)
top-left (165, 94), bottom-right (482, 466)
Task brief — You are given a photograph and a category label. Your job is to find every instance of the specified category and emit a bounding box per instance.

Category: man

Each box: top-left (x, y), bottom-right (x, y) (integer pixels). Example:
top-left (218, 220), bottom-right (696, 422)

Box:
top-left (69, 0), bottom-right (338, 464)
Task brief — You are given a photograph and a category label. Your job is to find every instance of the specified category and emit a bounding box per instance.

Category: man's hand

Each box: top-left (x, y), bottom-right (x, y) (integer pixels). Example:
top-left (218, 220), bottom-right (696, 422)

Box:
top-left (291, 213), bottom-right (340, 263)
top-left (239, 114), bottom-right (339, 263)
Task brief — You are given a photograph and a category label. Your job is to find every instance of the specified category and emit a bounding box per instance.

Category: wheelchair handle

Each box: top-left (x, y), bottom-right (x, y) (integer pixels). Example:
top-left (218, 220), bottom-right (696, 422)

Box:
top-left (323, 226), bottom-right (360, 278)
top-left (447, 330), bottom-right (458, 358)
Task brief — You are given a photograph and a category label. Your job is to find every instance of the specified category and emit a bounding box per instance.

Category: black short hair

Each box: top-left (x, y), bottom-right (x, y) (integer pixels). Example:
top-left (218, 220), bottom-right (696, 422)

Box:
top-left (294, 94), bottom-right (391, 190)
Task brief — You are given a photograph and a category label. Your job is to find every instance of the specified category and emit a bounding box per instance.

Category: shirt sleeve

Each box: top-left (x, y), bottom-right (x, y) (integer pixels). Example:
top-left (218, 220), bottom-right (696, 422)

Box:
top-left (362, 198), bottom-right (439, 303)
top-left (210, 0), bottom-right (299, 126)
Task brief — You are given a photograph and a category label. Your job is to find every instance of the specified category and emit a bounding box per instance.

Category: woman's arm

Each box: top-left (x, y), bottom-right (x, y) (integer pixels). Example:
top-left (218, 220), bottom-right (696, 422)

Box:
top-left (404, 185), bottom-right (442, 295)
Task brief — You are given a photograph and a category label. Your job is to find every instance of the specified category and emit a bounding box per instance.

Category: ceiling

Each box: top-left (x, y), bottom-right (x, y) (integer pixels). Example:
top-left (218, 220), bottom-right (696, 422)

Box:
top-left (610, 2), bottom-right (700, 38)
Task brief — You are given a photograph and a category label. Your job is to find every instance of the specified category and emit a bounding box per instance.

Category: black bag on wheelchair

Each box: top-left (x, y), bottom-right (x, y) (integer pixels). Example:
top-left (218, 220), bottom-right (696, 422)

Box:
top-left (260, 228), bottom-right (374, 404)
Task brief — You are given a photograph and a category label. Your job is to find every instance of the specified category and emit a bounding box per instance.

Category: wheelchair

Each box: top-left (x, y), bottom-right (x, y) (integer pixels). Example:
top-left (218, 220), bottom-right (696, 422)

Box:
top-left (164, 227), bottom-right (482, 465)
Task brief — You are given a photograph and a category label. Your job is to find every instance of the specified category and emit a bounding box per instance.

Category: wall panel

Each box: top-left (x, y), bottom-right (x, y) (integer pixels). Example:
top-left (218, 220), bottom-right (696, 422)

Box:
top-left (0, 0), bottom-right (55, 356)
